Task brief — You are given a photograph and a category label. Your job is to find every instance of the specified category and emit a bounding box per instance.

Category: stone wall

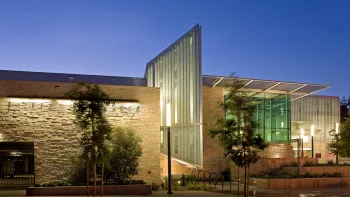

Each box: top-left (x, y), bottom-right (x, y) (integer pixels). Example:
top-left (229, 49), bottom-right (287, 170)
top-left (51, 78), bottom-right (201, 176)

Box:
top-left (0, 80), bottom-right (161, 184)
top-left (260, 144), bottom-right (294, 158)
top-left (202, 86), bottom-right (228, 173)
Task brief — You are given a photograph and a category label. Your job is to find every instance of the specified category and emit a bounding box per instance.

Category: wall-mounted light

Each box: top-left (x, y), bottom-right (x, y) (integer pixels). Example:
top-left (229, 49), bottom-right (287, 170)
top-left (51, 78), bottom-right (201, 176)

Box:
top-left (311, 124), bottom-right (315, 158)
top-left (336, 123), bottom-right (339, 134)
top-left (300, 128), bottom-right (304, 138)
top-left (311, 125), bottom-right (315, 137)
top-left (57, 100), bottom-right (74, 105)
top-left (281, 122), bottom-right (284, 128)
top-left (9, 98), bottom-right (51, 104)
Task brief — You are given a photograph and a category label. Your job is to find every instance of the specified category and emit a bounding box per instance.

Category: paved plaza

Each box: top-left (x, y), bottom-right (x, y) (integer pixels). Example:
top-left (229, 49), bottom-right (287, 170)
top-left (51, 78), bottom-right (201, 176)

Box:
top-left (1, 186), bottom-right (350, 197)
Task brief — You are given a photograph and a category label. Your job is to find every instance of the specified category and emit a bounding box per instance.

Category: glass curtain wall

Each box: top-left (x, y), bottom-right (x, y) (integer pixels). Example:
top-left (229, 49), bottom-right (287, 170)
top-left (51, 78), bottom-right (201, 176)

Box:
top-left (225, 92), bottom-right (291, 143)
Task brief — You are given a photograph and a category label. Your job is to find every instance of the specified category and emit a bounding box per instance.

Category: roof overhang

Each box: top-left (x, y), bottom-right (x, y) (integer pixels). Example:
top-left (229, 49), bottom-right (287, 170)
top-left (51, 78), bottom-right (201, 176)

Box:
top-left (203, 75), bottom-right (330, 100)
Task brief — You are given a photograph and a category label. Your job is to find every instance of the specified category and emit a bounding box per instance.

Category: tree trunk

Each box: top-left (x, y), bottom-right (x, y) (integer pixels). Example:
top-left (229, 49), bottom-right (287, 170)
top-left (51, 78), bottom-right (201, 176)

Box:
top-left (237, 165), bottom-right (239, 197)
top-left (244, 148), bottom-right (247, 197)
top-left (247, 164), bottom-right (250, 197)
top-left (93, 158), bottom-right (97, 197)
top-left (91, 117), bottom-right (96, 197)
top-left (87, 158), bottom-right (89, 197)
top-left (101, 161), bottom-right (104, 197)
top-left (336, 154), bottom-right (339, 164)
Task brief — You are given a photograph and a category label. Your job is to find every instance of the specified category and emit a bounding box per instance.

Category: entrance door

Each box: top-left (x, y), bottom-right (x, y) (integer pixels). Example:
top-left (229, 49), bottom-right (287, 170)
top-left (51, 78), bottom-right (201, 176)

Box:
top-left (0, 142), bottom-right (34, 187)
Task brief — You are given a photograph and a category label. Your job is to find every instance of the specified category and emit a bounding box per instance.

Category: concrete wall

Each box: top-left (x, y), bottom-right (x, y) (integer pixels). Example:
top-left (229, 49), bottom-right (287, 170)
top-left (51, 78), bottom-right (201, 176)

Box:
top-left (0, 80), bottom-right (160, 184)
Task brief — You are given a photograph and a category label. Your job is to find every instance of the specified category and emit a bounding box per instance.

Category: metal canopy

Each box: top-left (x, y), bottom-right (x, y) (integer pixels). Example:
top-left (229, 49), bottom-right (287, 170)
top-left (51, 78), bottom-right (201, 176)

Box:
top-left (203, 75), bottom-right (330, 99)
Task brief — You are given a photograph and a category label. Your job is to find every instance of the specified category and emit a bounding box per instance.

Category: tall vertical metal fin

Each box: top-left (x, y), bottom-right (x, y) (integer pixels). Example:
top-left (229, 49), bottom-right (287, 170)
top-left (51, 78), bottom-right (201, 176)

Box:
top-left (145, 24), bottom-right (202, 166)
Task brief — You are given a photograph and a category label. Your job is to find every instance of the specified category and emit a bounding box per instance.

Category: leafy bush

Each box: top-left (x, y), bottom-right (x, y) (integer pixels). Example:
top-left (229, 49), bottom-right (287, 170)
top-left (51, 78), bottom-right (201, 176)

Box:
top-left (184, 175), bottom-right (197, 185)
top-left (251, 170), bottom-right (342, 179)
top-left (66, 127), bottom-right (143, 185)
top-left (162, 176), bottom-right (180, 190)
top-left (303, 161), bottom-right (315, 167)
top-left (54, 181), bottom-right (71, 186)
top-left (103, 127), bottom-right (142, 184)
top-left (151, 182), bottom-right (160, 191)
top-left (187, 183), bottom-right (208, 190)
top-left (291, 162), bottom-right (298, 167)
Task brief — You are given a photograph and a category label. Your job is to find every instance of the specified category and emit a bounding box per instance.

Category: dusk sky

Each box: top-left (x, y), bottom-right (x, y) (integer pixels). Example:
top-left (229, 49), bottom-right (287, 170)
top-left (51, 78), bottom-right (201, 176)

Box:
top-left (0, 0), bottom-right (349, 97)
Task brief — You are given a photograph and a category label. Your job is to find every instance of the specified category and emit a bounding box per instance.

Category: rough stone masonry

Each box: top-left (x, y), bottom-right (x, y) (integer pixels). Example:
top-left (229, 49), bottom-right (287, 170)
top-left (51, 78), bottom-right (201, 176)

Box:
top-left (0, 80), bottom-right (161, 184)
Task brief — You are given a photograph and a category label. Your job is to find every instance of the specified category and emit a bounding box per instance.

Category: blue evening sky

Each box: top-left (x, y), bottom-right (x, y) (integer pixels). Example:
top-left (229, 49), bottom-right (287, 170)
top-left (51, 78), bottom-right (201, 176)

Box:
top-left (0, 0), bottom-right (349, 96)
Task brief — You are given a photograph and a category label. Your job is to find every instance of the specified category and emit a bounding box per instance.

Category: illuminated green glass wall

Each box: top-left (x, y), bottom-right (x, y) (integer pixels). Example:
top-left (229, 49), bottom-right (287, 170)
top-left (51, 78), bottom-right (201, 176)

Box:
top-left (225, 93), bottom-right (291, 143)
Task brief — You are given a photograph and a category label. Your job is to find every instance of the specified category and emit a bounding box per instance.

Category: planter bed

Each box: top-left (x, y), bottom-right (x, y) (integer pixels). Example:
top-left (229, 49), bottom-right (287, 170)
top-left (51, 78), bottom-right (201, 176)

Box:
top-left (282, 166), bottom-right (350, 177)
top-left (250, 177), bottom-right (348, 189)
top-left (26, 185), bottom-right (152, 196)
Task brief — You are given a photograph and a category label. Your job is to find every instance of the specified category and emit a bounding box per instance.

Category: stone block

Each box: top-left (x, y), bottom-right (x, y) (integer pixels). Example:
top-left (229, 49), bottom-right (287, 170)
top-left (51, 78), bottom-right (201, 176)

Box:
top-left (269, 179), bottom-right (286, 189)
top-left (311, 167), bottom-right (324, 175)
top-left (285, 179), bottom-right (299, 189)
top-left (323, 166), bottom-right (337, 175)
top-left (336, 166), bottom-right (349, 177)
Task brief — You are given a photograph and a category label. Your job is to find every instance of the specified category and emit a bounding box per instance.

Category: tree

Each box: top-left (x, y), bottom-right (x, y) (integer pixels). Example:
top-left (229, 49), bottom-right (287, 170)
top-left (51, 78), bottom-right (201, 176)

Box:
top-left (329, 111), bottom-right (350, 163)
top-left (66, 82), bottom-right (111, 197)
top-left (340, 96), bottom-right (350, 123)
top-left (209, 77), bottom-right (268, 197)
top-left (104, 127), bottom-right (142, 184)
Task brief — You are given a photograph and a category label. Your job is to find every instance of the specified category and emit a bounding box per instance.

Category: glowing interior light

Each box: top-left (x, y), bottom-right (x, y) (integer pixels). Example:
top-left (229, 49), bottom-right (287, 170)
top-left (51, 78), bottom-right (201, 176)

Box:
top-left (118, 103), bottom-right (140, 107)
top-left (160, 100), bottom-right (163, 110)
top-left (311, 124), bottom-right (315, 137)
top-left (166, 103), bottom-right (171, 127)
top-left (57, 100), bottom-right (74, 105)
top-left (9, 98), bottom-right (51, 103)
top-left (336, 123), bottom-right (339, 134)
top-left (300, 128), bottom-right (304, 138)
top-left (281, 122), bottom-right (284, 128)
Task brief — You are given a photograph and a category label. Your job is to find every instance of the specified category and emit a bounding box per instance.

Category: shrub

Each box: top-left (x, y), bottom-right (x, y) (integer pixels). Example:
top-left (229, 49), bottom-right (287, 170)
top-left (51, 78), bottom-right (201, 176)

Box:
top-left (151, 182), bottom-right (160, 191)
top-left (303, 161), bottom-right (315, 167)
top-left (162, 176), bottom-right (180, 190)
top-left (66, 153), bottom-right (89, 185)
top-left (187, 183), bottom-right (208, 190)
top-left (104, 127), bottom-right (142, 184)
top-left (34, 184), bottom-right (42, 187)
top-left (291, 162), bottom-right (298, 167)
top-left (54, 181), bottom-right (71, 186)
top-left (184, 175), bottom-right (197, 185)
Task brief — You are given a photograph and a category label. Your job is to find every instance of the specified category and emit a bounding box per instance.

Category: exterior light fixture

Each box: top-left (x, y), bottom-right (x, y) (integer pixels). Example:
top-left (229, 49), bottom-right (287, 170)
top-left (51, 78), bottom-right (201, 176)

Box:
top-left (336, 123), bottom-right (339, 134)
top-left (300, 128), bottom-right (304, 158)
top-left (166, 103), bottom-right (172, 194)
top-left (311, 125), bottom-right (314, 158)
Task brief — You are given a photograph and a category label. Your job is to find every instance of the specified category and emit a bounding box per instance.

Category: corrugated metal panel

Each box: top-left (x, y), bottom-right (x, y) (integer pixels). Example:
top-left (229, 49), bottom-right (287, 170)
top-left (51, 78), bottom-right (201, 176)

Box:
top-left (144, 25), bottom-right (203, 166)
top-left (291, 96), bottom-right (340, 156)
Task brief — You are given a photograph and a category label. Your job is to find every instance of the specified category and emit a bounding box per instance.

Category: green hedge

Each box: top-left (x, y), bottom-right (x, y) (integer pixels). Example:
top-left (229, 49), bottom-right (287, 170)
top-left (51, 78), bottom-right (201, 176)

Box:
top-left (35, 180), bottom-right (145, 187)
top-left (250, 171), bottom-right (342, 179)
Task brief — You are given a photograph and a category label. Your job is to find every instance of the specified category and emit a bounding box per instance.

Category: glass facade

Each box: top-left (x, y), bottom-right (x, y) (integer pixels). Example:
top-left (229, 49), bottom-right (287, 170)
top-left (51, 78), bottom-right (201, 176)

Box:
top-left (225, 92), bottom-right (291, 143)
top-left (145, 25), bottom-right (203, 166)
